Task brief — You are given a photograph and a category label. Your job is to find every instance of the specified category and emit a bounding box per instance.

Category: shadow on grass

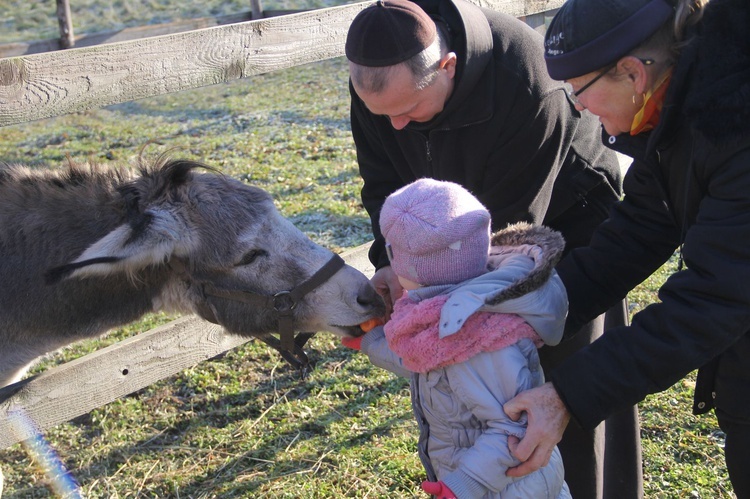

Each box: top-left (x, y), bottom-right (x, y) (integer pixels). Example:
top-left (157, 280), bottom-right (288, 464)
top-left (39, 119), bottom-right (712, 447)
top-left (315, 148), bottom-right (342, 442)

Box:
top-left (33, 346), bottom-right (416, 496)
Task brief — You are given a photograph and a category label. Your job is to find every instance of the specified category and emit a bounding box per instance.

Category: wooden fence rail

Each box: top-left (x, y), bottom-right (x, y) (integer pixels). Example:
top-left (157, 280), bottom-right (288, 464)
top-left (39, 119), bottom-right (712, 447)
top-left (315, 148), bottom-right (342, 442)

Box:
top-left (0, 2), bottom-right (376, 127)
top-left (0, 0), bottom-right (564, 451)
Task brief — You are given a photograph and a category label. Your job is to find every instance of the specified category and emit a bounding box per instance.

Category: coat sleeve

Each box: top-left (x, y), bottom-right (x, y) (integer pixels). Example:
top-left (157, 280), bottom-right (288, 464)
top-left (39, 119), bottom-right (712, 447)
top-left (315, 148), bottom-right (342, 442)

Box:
top-left (552, 146), bottom-right (750, 429)
top-left (359, 326), bottom-right (413, 378)
top-left (440, 340), bottom-right (543, 498)
top-left (556, 156), bottom-right (681, 335)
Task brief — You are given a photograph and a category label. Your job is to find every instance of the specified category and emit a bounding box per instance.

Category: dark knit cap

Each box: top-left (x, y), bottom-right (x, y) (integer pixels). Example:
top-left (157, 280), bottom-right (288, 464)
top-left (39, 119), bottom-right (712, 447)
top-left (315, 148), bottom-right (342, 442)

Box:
top-left (345, 0), bottom-right (437, 67)
top-left (544, 0), bottom-right (675, 80)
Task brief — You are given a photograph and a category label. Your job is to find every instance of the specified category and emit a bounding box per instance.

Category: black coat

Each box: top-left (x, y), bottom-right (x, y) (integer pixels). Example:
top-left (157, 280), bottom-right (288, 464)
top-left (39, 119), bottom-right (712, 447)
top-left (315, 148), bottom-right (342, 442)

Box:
top-left (350, 0), bottom-right (623, 270)
top-left (552, 0), bottom-right (750, 428)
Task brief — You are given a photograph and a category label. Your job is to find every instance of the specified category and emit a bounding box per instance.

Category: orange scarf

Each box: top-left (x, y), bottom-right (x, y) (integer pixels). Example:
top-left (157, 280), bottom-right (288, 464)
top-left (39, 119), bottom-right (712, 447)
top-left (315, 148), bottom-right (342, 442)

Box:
top-left (630, 69), bottom-right (673, 135)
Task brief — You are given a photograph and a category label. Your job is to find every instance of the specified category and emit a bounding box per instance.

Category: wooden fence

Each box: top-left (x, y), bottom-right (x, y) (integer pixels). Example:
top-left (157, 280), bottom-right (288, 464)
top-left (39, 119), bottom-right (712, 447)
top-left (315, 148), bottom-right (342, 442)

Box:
top-left (0, 0), bottom-right (563, 451)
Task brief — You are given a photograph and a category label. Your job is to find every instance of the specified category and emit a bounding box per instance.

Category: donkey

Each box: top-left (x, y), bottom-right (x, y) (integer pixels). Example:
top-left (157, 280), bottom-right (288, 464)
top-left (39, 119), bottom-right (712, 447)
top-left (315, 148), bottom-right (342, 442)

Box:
top-left (0, 157), bottom-right (383, 388)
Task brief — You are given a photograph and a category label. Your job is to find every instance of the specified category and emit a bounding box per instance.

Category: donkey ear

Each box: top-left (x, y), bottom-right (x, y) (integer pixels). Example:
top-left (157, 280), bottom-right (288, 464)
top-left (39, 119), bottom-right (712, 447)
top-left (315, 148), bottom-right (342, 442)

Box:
top-left (46, 208), bottom-right (189, 283)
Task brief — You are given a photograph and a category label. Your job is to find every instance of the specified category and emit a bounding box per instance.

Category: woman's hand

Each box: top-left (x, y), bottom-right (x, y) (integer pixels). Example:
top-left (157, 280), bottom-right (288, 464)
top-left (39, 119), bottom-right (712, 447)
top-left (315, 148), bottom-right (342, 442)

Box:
top-left (503, 382), bottom-right (571, 477)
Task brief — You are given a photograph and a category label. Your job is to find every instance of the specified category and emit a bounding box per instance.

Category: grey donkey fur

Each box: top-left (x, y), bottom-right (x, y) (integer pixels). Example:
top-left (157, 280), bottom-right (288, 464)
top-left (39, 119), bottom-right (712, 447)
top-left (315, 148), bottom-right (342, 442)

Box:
top-left (0, 157), bottom-right (384, 388)
top-left (485, 222), bottom-right (566, 305)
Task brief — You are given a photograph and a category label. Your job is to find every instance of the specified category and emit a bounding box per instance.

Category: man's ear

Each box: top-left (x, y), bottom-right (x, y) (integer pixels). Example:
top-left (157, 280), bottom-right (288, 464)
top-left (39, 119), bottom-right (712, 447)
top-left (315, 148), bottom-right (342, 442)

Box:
top-left (618, 56), bottom-right (651, 95)
top-left (439, 52), bottom-right (458, 79)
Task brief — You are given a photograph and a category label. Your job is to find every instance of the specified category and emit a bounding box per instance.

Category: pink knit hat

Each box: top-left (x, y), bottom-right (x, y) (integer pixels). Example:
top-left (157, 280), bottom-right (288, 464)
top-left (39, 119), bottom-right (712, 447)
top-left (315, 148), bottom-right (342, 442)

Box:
top-left (380, 179), bottom-right (491, 286)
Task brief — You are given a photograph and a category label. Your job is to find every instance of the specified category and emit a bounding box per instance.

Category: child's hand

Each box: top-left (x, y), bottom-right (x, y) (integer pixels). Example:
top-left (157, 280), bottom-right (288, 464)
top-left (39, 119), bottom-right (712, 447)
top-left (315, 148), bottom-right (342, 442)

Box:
top-left (421, 480), bottom-right (456, 498)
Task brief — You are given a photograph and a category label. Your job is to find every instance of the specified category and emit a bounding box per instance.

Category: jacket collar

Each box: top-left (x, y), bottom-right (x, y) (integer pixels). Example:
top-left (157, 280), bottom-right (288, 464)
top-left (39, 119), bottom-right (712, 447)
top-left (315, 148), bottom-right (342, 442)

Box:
top-left (407, 0), bottom-right (494, 132)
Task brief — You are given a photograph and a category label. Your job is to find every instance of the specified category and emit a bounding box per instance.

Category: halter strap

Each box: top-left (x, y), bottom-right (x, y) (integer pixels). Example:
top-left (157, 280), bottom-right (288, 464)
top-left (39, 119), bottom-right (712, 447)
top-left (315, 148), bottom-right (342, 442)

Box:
top-left (171, 253), bottom-right (345, 371)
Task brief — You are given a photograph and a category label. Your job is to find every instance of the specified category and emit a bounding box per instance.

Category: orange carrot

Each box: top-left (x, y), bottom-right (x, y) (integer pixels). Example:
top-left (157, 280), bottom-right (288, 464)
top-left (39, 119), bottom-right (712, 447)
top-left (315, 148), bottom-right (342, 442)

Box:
top-left (360, 317), bottom-right (384, 332)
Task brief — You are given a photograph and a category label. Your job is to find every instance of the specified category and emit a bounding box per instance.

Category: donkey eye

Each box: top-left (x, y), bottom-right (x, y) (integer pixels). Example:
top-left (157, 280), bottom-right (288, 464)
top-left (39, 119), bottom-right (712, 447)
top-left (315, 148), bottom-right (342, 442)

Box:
top-left (237, 249), bottom-right (268, 266)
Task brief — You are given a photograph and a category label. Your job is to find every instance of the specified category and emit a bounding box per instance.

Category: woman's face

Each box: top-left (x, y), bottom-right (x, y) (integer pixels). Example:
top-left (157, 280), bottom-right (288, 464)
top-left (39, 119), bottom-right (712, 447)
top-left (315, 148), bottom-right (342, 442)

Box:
top-left (567, 67), bottom-right (640, 136)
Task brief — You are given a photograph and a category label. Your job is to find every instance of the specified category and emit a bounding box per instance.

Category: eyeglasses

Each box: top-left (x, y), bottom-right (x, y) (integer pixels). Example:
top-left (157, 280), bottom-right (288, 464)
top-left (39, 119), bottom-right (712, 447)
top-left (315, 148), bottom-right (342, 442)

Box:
top-left (567, 64), bottom-right (615, 105)
top-left (567, 58), bottom-right (654, 105)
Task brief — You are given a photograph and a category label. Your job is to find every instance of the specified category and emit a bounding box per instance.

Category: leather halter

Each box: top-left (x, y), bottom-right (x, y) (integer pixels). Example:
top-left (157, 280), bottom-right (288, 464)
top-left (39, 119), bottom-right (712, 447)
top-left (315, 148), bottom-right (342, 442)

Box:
top-left (170, 253), bottom-right (345, 371)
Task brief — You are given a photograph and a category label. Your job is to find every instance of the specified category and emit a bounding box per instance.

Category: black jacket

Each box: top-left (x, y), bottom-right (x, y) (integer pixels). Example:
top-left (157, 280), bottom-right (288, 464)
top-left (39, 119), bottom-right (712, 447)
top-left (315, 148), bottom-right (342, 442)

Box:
top-left (350, 0), bottom-right (622, 270)
top-left (552, 0), bottom-right (750, 428)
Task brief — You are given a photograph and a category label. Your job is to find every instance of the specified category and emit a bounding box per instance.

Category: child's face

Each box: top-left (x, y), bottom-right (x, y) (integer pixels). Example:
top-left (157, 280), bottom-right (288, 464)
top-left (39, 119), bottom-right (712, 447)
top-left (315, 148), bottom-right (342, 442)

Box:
top-left (397, 275), bottom-right (421, 291)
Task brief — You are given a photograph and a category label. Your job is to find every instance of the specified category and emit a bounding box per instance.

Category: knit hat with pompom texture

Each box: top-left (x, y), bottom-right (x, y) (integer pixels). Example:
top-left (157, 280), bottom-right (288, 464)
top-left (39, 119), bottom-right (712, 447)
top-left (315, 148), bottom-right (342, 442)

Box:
top-left (380, 179), bottom-right (491, 286)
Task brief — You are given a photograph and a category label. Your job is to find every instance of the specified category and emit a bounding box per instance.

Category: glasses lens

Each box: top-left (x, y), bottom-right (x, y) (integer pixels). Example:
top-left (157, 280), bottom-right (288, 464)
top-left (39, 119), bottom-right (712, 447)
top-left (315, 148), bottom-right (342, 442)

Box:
top-left (565, 84), bottom-right (578, 104)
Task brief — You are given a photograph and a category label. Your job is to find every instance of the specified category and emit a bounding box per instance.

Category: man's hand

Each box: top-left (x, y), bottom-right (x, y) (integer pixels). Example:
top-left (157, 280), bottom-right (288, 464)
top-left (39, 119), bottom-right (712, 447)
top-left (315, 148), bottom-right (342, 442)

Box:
top-left (370, 266), bottom-right (403, 321)
top-left (503, 382), bottom-right (571, 477)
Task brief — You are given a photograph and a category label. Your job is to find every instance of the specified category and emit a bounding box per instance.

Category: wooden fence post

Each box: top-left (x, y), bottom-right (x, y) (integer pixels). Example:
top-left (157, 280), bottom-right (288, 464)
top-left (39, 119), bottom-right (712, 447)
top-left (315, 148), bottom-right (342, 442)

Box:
top-left (250, 0), bottom-right (264, 20)
top-left (56, 0), bottom-right (75, 49)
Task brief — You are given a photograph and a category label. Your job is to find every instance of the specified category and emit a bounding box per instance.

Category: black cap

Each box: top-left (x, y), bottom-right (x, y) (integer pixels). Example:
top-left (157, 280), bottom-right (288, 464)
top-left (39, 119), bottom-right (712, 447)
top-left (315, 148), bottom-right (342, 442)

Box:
top-left (345, 0), bottom-right (437, 67)
top-left (544, 0), bottom-right (675, 80)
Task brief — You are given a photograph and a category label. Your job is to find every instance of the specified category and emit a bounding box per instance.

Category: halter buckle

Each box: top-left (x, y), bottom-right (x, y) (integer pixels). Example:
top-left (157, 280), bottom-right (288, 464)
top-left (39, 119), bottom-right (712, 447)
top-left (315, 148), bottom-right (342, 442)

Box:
top-left (272, 290), bottom-right (296, 313)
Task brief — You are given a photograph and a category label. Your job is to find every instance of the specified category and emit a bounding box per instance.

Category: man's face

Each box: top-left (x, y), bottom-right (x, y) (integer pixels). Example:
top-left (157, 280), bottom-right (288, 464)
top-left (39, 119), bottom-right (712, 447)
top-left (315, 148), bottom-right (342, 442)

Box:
top-left (352, 61), bottom-right (455, 130)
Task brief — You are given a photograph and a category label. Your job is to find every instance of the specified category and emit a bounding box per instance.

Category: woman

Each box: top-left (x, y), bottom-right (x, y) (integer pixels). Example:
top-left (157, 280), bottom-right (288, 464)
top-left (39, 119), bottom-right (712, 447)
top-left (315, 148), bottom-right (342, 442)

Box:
top-left (502, 0), bottom-right (750, 495)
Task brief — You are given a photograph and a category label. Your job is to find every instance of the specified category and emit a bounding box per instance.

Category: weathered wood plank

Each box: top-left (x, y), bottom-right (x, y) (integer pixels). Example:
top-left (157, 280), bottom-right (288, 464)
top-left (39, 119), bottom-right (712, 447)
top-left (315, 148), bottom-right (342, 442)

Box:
top-left (475, 0), bottom-right (563, 17)
top-left (0, 10), bottom-right (305, 59)
top-left (0, 1), bottom-right (376, 127)
top-left (0, 242), bottom-right (374, 450)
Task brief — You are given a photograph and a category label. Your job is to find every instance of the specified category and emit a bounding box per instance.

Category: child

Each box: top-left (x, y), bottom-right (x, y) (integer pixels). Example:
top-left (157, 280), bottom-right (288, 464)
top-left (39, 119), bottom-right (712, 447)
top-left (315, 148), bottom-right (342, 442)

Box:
top-left (344, 178), bottom-right (571, 498)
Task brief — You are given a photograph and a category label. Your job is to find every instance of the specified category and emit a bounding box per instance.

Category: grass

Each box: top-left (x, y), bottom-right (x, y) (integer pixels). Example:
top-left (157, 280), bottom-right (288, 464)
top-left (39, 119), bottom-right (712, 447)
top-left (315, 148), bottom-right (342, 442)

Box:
top-left (0, 3), bottom-right (735, 498)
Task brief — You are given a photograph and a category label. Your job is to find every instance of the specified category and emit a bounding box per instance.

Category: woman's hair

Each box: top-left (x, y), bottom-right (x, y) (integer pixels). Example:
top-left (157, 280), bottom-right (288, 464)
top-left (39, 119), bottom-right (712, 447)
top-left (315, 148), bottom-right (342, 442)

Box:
top-left (349, 23), bottom-right (449, 94)
top-left (674, 0), bottom-right (708, 41)
top-left (633, 0), bottom-right (708, 65)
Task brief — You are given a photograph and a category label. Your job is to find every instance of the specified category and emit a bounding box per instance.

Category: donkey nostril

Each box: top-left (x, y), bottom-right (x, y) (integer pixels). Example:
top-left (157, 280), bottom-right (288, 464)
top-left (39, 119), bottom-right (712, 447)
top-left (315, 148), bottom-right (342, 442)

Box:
top-left (357, 282), bottom-right (383, 309)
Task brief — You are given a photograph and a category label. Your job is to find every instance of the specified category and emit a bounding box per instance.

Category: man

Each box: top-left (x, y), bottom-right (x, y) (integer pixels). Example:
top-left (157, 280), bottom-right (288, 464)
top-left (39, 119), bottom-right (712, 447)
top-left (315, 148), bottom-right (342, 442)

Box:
top-left (345, 0), bottom-right (642, 497)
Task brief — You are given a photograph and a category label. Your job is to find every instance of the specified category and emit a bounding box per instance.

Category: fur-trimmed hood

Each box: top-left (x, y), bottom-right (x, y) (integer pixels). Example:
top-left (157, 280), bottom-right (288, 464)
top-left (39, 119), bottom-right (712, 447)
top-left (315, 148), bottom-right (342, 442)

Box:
top-left (683, 0), bottom-right (750, 142)
top-left (486, 222), bottom-right (565, 304)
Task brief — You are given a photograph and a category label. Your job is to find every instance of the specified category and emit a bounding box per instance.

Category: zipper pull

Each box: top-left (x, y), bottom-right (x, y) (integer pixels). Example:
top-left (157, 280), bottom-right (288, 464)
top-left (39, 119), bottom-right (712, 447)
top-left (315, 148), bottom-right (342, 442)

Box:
top-left (425, 140), bottom-right (432, 162)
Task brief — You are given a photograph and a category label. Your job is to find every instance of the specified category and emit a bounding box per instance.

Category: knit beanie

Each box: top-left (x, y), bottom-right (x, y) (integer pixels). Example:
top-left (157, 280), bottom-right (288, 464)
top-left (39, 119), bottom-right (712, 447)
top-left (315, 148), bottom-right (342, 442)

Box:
top-left (345, 0), bottom-right (436, 67)
top-left (380, 179), bottom-right (490, 286)
top-left (544, 0), bottom-right (675, 80)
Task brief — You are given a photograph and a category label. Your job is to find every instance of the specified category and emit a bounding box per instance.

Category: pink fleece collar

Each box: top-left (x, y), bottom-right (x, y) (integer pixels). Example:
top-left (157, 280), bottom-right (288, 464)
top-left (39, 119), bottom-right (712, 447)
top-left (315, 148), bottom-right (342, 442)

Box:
top-left (384, 293), bottom-right (541, 373)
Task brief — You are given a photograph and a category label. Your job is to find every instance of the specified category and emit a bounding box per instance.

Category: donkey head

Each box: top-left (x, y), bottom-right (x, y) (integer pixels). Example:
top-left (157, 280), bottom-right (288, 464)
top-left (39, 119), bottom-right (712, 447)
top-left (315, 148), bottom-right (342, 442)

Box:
top-left (47, 158), bottom-right (383, 340)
